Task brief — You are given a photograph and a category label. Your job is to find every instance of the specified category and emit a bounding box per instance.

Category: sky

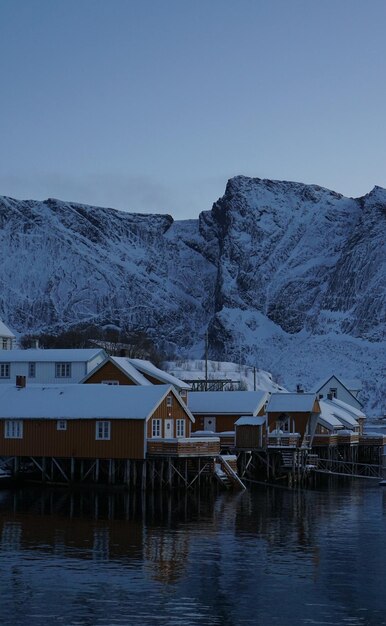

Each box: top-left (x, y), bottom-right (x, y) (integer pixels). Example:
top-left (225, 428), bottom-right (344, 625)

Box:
top-left (1, 0), bottom-right (386, 219)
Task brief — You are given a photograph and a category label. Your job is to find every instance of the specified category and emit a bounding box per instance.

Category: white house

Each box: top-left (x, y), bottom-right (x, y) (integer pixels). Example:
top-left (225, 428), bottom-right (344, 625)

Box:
top-left (0, 348), bottom-right (107, 384)
top-left (314, 375), bottom-right (363, 410)
top-left (0, 320), bottom-right (16, 351)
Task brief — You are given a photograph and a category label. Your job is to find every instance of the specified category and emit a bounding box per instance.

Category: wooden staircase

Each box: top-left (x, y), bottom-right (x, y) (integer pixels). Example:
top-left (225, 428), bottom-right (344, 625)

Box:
top-left (214, 455), bottom-right (246, 490)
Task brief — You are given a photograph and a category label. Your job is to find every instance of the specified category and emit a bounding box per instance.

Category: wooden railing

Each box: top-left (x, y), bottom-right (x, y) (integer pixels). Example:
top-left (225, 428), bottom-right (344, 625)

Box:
top-left (316, 458), bottom-right (383, 479)
top-left (359, 434), bottom-right (386, 446)
top-left (147, 437), bottom-right (220, 457)
top-left (216, 455), bottom-right (246, 490)
top-left (312, 434), bottom-right (339, 446)
top-left (337, 432), bottom-right (359, 445)
top-left (219, 432), bottom-right (235, 449)
top-left (267, 433), bottom-right (301, 448)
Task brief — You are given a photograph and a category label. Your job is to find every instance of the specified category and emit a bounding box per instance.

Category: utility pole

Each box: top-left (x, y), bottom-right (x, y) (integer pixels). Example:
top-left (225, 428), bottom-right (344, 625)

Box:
top-left (205, 330), bottom-right (208, 391)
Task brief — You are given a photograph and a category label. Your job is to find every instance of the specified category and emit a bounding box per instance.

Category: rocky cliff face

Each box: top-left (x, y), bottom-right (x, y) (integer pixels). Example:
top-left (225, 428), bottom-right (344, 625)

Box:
top-left (1, 177), bottom-right (385, 412)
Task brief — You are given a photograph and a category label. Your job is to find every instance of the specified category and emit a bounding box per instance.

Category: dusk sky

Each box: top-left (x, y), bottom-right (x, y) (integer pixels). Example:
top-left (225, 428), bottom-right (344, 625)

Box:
top-left (1, 0), bottom-right (386, 218)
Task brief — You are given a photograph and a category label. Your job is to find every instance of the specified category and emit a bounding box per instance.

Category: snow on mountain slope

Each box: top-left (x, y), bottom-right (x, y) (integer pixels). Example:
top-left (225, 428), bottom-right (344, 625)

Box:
top-left (0, 176), bottom-right (384, 414)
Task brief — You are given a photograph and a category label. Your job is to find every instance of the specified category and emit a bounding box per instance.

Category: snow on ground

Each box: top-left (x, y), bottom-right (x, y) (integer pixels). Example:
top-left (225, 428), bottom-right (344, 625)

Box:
top-left (164, 359), bottom-right (286, 393)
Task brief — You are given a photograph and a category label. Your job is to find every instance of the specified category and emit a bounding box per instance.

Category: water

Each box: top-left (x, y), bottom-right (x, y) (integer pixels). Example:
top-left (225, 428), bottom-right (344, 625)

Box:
top-left (0, 481), bottom-right (385, 626)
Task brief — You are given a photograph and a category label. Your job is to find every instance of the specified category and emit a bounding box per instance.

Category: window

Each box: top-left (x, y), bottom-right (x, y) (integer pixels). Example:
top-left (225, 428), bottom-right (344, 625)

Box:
top-left (5, 420), bottom-right (23, 439)
top-left (180, 390), bottom-right (187, 399)
top-left (152, 418), bottom-right (161, 438)
top-left (2, 338), bottom-right (8, 349)
top-left (28, 362), bottom-right (36, 378)
top-left (0, 363), bottom-right (10, 378)
top-left (329, 388), bottom-right (337, 398)
top-left (101, 380), bottom-right (119, 385)
top-left (55, 362), bottom-right (71, 378)
top-left (57, 420), bottom-right (67, 431)
top-left (96, 421), bottom-right (111, 440)
top-left (167, 395), bottom-right (172, 407)
top-left (176, 419), bottom-right (185, 438)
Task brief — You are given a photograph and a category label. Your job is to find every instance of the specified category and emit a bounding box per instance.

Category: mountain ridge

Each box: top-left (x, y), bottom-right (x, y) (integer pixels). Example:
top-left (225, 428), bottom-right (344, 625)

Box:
top-left (1, 176), bottom-right (385, 413)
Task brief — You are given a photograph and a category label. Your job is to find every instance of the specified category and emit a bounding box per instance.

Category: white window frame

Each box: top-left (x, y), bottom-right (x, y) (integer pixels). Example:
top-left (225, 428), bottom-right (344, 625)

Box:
top-left (28, 362), bottom-right (36, 378)
top-left (329, 387), bottom-right (337, 398)
top-left (57, 420), bottom-right (67, 431)
top-left (55, 362), bottom-right (71, 378)
top-left (0, 363), bottom-right (10, 378)
top-left (152, 418), bottom-right (161, 438)
top-left (101, 380), bottom-right (119, 385)
top-left (2, 338), bottom-right (8, 349)
top-left (5, 420), bottom-right (23, 439)
top-left (95, 421), bottom-right (111, 440)
top-left (176, 419), bottom-right (185, 438)
top-left (167, 395), bottom-right (172, 407)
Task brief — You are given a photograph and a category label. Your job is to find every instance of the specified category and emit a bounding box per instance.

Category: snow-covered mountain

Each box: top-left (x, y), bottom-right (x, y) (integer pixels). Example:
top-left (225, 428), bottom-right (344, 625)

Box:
top-left (0, 176), bottom-right (385, 414)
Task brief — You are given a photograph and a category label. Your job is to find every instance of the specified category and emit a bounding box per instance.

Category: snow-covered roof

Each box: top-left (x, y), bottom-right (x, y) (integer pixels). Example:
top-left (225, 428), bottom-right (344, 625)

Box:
top-left (235, 416), bottom-right (266, 426)
top-left (321, 398), bottom-right (359, 429)
top-left (81, 356), bottom-right (152, 385)
top-left (128, 359), bottom-right (191, 390)
top-left (318, 401), bottom-right (345, 431)
top-left (188, 390), bottom-right (268, 415)
top-left (0, 348), bottom-right (106, 363)
top-left (267, 393), bottom-right (318, 413)
top-left (331, 398), bottom-right (366, 419)
top-left (110, 357), bottom-right (152, 385)
top-left (0, 320), bottom-right (15, 338)
top-left (0, 383), bottom-right (195, 421)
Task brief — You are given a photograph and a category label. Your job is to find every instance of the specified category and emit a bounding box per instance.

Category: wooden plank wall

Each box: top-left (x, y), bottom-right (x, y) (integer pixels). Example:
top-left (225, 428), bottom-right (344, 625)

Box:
top-left (84, 362), bottom-right (137, 385)
top-left (0, 419), bottom-right (145, 459)
top-left (146, 395), bottom-right (192, 439)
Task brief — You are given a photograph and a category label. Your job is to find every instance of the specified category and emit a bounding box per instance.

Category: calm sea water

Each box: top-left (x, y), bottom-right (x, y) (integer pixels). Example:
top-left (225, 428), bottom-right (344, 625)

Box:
top-left (0, 480), bottom-right (385, 626)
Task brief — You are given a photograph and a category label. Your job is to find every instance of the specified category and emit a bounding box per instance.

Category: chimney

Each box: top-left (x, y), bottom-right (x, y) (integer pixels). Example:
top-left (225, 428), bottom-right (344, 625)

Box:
top-left (16, 375), bottom-right (26, 389)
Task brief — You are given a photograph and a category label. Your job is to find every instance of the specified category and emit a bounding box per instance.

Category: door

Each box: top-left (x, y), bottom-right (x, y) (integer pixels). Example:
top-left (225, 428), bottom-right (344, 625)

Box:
top-left (204, 416), bottom-right (216, 432)
top-left (164, 419), bottom-right (174, 438)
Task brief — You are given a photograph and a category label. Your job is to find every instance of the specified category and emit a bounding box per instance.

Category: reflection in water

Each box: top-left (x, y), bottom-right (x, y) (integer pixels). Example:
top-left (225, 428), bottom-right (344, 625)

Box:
top-left (0, 481), bottom-right (385, 625)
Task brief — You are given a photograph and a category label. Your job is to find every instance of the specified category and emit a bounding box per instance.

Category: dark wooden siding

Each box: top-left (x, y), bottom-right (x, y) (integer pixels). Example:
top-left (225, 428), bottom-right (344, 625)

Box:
top-left (147, 396), bottom-right (192, 439)
top-left (0, 419), bottom-right (145, 459)
top-left (84, 362), bottom-right (137, 385)
top-left (267, 412), bottom-right (310, 438)
top-left (236, 425), bottom-right (265, 449)
top-left (192, 414), bottom-right (240, 433)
